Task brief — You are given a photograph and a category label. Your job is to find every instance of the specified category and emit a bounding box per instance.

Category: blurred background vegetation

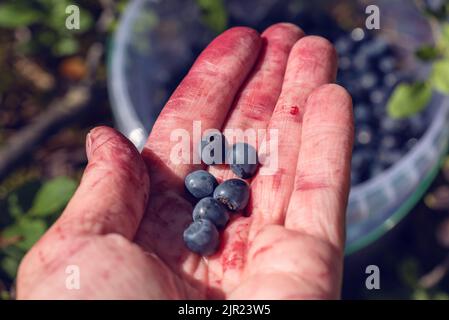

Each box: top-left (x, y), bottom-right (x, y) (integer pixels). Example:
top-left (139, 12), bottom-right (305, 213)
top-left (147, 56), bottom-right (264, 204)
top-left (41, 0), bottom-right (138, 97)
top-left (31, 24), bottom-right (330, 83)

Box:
top-left (0, 0), bottom-right (449, 300)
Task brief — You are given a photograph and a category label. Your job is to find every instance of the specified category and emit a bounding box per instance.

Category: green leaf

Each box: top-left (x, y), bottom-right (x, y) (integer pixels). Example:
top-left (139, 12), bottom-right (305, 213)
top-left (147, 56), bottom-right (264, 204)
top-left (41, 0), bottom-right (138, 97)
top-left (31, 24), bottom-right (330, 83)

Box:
top-left (1, 256), bottom-right (19, 279)
top-left (387, 82), bottom-right (432, 119)
top-left (438, 23), bottom-right (449, 54)
top-left (29, 177), bottom-right (77, 217)
top-left (0, 290), bottom-right (11, 300)
top-left (2, 218), bottom-right (47, 251)
top-left (52, 37), bottom-right (79, 56)
top-left (196, 0), bottom-right (228, 33)
top-left (77, 9), bottom-right (93, 33)
top-left (415, 45), bottom-right (441, 61)
top-left (2, 244), bottom-right (25, 260)
top-left (431, 60), bottom-right (449, 93)
top-left (7, 193), bottom-right (24, 219)
top-left (45, 0), bottom-right (73, 31)
top-left (441, 23), bottom-right (449, 43)
top-left (423, 1), bottom-right (449, 20)
top-left (433, 292), bottom-right (449, 300)
top-left (412, 289), bottom-right (429, 300)
top-left (0, 3), bottom-right (42, 28)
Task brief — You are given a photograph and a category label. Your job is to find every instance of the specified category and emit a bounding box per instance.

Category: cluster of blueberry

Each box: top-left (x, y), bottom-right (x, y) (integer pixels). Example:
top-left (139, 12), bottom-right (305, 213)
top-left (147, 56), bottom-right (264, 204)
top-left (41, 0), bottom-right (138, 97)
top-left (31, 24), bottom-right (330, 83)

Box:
top-left (182, 133), bottom-right (258, 256)
top-left (335, 30), bottom-right (429, 185)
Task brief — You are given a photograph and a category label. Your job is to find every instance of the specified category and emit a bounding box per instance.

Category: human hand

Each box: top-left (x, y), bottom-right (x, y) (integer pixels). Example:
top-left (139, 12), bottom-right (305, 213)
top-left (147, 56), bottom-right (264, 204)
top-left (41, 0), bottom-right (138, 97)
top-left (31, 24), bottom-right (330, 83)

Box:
top-left (17, 23), bottom-right (353, 299)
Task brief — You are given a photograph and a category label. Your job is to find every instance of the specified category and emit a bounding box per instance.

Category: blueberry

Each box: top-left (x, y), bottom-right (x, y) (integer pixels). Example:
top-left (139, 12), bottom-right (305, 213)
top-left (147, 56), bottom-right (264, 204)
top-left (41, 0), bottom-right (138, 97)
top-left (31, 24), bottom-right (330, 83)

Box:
top-left (369, 162), bottom-right (386, 177)
top-left (351, 149), bottom-right (371, 173)
top-left (378, 150), bottom-right (403, 168)
top-left (351, 170), bottom-right (363, 186)
top-left (408, 115), bottom-right (427, 138)
top-left (227, 143), bottom-right (258, 179)
top-left (350, 27), bottom-right (365, 42)
top-left (378, 56), bottom-right (396, 73)
top-left (193, 197), bottom-right (229, 229)
top-left (360, 72), bottom-right (378, 90)
top-left (360, 38), bottom-right (388, 58)
top-left (185, 170), bottom-right (218, 199)
top-left (213, 179), bottom-right (250, 211)
top-left (355, 125), bottom-right (374, 147)
top-left (383, 72), bottom-right (400, 89)
top-left (338, 56), bottom-right (351, 71)
top-left (424, 0), bottom-right (445, 12)
top-left (372, 104), bottom-right (387, 120)
top-left (369, 88), bottom-right (386, 106)
top-left (380, 117), bottom-right (408, 135)
top-left (335, 36), bottom-right (353, 55)
top-left (379, 134), bottom-right (401, 150)
top-left (183, 219), bottom-right (219, 256)
top-left (353, 52), bottom-right (369, 71)
top-left (354, 103), bottom-right (372, 123)
top-left (199, 131), bottom-right (228, 165)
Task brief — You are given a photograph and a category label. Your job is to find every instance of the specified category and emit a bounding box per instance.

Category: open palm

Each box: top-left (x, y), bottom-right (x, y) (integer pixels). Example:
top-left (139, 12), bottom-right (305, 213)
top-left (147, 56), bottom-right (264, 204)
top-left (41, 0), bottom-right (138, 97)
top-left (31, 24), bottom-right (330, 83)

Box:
top-left (17, 23), bottom-right (353, 299)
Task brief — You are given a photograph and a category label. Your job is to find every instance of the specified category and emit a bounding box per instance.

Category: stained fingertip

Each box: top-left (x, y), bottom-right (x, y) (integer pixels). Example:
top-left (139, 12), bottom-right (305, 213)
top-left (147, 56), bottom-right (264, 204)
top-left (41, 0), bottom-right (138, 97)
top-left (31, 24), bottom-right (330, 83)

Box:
top-left (225, 26), bottom-right (260, 39)
top-left (60, 126), bottom-right (150, 238)
top-left (308, 83), bottom-right (352, 102)
top-left (261, 22), bottom-right (304, 39)
top-left (292, 35), bottom-right (337, 58)
top-left (85, 126), bottom-right (143, 166)
top-left (199, 26), bottom-right (261, 60)
top-left (86, 126), bottom-right (124, 159)
top-left (306, 84), bottom-right (354, 129)
top-left (289, 35), bottom-right (338, 81)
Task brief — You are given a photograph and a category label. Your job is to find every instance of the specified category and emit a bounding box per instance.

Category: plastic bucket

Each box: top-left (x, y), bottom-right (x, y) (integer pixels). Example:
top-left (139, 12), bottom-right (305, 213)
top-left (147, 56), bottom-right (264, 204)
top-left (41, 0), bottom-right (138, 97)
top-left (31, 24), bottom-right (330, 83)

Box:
top-left (107, 0), bottom-right (449, 255)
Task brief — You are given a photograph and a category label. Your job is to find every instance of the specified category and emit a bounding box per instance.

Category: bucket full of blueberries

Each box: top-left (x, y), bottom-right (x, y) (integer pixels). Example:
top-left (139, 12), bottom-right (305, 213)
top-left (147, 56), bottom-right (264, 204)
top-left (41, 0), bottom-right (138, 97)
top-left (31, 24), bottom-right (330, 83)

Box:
top-left (108, 0), bottom-right (449, 254)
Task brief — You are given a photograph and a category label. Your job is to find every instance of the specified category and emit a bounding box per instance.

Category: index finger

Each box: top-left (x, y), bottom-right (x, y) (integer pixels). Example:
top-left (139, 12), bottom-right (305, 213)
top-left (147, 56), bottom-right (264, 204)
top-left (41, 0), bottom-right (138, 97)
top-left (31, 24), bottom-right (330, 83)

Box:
top-left (142, 27), bottom-right (261, 190)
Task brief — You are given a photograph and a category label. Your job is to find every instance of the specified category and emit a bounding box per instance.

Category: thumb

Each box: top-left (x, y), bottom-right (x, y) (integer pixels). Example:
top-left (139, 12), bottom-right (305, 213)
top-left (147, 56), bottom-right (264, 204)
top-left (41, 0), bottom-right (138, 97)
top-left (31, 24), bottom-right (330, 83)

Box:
top-left (54, 126), bottom-right (150, 239)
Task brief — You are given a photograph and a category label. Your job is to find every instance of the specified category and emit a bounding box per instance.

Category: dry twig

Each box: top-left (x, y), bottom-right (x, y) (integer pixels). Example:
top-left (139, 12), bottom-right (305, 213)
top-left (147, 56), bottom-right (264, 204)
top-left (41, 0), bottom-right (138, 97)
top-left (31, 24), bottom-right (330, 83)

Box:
top-left (0, 2), bottom-right (114, 181)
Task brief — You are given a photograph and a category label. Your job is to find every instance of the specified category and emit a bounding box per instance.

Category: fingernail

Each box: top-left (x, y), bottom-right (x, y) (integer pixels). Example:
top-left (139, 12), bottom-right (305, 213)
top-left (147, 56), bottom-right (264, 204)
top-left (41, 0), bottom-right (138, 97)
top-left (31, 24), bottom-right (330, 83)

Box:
top-left (86, 129), bottom-right (96, 161)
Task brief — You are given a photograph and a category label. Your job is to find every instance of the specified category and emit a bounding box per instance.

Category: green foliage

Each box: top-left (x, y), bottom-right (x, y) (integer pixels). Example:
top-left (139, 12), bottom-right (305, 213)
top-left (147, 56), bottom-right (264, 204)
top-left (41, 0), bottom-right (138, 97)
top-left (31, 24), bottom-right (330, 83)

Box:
top-left (441, 22), bottom-right (449, 45)
top-left (53, 37), bottom-right (79, 56)
top-left (398, 258), bottom-right (449, 300)
top-left (0, 176), bottom-right (77, 284)
top-left (0, 0), bottom-right (96, 57)
top-left (0, 290), bottom-right (11, 300)
top-left (2, 217), bottom-right (47, 251)
top-left (196, 0), bottom-right (228, 33)
top-left (29, 176), bottom-right (77, 217)
top-left (387, 18), bottom-right (449, 118)
top-left (431, 60), bottom-right (449, 93)
top-left (0, 3), bottom-right (41, 28)
top-left (423, 0), bottom-right (449, 21)
top-left (1, 255), bottom-right (20, 279)
top-left (415, 45), bottom-right (441, 61)
top-left (387, 82), bottom-right (432, 118)
top-left (131, 9), bottom-right (158, 54)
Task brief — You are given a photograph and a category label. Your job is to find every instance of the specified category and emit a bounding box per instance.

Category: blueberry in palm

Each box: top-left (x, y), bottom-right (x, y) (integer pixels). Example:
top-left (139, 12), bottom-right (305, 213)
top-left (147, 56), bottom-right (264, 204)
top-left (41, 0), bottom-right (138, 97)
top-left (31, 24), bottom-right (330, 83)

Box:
top-left (213, 178), bottom-right (250, 211)
top-left (199, 131), bottom-right (228, 165)
top-left (183, 219), bottom-right (220, 256)
top-left (193, 197), bottom-right (229, 229)
top-left (185, 170), bottom-right (218, 199)
top-left (227, 142), bottom-right (258, 179)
